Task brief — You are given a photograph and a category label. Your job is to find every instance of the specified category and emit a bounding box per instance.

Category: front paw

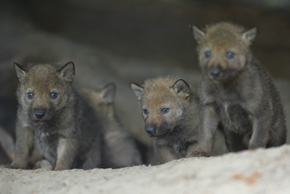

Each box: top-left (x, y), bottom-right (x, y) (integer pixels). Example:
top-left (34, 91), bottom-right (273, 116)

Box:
top-left (187, 150), bottom-right (210, 157)
top-left (34, 160), bottom-right (53, 170)
top-left (54, 160), bottom-right (71, 171)
top-left (10, 160), bottom-right (27, 169)
top-left (0, 164), bottom-right (13, 169)
top-left (248, 139), bottom-right (266, 150)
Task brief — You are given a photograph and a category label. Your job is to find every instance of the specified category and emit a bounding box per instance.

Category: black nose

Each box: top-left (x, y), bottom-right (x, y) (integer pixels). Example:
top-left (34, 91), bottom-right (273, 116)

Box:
top-left (209, 66), bottom-right (221, 77)
top-left (34, 108), bottom-right (46, 119)
top-left (145, 126), bottom-right (156, 136)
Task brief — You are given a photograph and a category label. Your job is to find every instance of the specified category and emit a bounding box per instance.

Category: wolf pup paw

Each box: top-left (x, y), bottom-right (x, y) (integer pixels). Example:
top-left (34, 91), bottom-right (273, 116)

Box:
top-left (187, 150), bottom-right (210, 157)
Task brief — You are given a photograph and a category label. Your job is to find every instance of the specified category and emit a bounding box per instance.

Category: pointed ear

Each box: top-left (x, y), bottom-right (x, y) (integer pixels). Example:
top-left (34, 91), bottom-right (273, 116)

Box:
top-left (59, 61), bottom-right (75, 82)
top-left (100, 83), bottom-right (116, 103)
top-left (172, 79), bottom-right (190, 98)
top-left (242, 27), bottom-right (257, 45)
top-left (14, 62), bottom-right (26, 80)
top-left (191, 25), bottom-right (205, 43)
top-left (130, 83), bottom-right (144, 101)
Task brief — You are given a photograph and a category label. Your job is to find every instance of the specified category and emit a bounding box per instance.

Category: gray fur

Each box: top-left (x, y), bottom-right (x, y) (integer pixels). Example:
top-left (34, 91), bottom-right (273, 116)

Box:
top-left (81, 83), bottom-right (142, 168)
top-left (131, 77), bottom-right (200, 163)
top-left (190, 22), bottom-right (286, 156)
top-left (11, 62), bottom-right (102, 170)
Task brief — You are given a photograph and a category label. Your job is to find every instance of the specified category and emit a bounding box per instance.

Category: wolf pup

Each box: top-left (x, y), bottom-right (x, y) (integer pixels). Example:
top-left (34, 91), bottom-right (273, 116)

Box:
top-left (81, 83), bottom-right (142, 168)
top-left (131, 77), bottom-right (199, 163)
top-left (11, 62), bottom-right (102, 170)
top-left (189, 22), bottom-right (286, 156)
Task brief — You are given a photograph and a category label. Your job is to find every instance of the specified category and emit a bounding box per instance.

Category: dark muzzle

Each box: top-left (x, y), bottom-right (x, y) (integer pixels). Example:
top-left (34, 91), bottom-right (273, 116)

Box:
top-left (34, 108), bottom-right (47, 119)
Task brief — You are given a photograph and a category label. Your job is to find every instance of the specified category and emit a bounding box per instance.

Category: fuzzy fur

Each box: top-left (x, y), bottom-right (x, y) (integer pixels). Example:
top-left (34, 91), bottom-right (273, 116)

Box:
top-left (131, 77), bottom-right (200, 163)
top-left (190, 22), bottom-right (286, 156)
top-left (81, 83), bottom-right (142, 168)
top-left (11, 62), bottom-right (102, 170)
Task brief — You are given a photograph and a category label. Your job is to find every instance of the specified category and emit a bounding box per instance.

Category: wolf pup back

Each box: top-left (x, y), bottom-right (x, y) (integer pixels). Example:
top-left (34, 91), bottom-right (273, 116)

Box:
top-left (12, 62), bottom-right (102, 170)
top-left (81, 83), bottom-right (142, 168)
top-left (189, 22), bottom-right (286, 156)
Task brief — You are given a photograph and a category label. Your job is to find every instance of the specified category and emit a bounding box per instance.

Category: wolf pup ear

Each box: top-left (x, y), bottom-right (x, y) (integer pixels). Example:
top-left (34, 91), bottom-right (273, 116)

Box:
top-left (100, 83), bottom-right (116, 104)
top-left (14, 62), bottom-right (26, 80)
top-left (59, 62), bottom-right (75, 82)
top-left (130, 83), bottom-right (144, 101)
top-left (242, 27), bottom-right (257, 45)
top-left (191, 25), bottom-right (205, 43)
top-left (172, 79), bottom-right (190, 98)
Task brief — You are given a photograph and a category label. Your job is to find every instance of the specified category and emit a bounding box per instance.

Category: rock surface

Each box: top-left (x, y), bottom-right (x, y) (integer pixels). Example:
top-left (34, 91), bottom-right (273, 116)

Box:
top-left (1, 145), bottom-right (289, 194)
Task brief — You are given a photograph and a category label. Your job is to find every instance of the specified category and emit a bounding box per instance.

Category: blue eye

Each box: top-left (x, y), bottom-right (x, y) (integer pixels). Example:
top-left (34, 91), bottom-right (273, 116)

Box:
top-left (49, 92), bottom-right (58, 99)
top-left (204, 51), bottom-right (211, 58)
top-left (143, 109), bottom-right (148, 115)
top-left (161, 108), bottom-right (170, 114)
top-left (226, 52), bottom-right (235, 59)
top-left (27, 92), bottom-right (34, 99)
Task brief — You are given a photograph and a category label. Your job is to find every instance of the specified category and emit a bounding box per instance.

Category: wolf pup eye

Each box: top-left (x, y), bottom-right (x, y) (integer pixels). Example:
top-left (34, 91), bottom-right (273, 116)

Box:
top-left (161, 108), bottom-right (170, 114)
top-left (226, 52), bottom-right (235, 59)
top-left (27, 92), bottom-right (34, 99)
top-left (49, 92), bottom-right (58, 99)
top-left (143, 109), bottom-right (148, 115)
top-left (204, 51), bottom-right (211, 58)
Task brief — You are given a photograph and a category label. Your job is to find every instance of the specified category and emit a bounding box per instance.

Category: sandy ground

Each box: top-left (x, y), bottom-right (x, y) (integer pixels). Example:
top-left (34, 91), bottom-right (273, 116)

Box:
top-left (1, 145), bottom-right (289, 194)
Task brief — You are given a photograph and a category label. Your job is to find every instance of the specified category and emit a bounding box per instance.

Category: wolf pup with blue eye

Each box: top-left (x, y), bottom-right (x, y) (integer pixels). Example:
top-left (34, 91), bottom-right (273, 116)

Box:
top-left (188, 22), bottom-right (286, 157)
top-left (131, 77), bottom-right (200, 163)
top-left (11, 62), bottom-right (102, 170)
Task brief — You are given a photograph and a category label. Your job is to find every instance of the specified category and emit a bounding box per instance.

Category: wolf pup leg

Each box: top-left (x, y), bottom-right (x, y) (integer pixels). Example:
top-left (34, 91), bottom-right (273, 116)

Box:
top-left (11, 116), bottom-right (34, 169)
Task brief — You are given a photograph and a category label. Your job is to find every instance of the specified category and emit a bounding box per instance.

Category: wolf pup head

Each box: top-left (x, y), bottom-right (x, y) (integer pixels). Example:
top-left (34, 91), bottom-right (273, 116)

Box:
top-left (81, 83), bottom-right (116, 117)
top-left (14, 62), bottom-right (75, 122)
top-left (191, 22), bottom-right (257, 83)
top-left (131, 78), bottom-right (191, 139)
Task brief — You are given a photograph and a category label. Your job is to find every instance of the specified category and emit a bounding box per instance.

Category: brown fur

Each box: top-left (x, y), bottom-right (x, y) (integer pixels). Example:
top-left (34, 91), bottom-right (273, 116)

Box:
top-left (0, 126), bottom-right (15, 161)
top-left (131, 77), bottom-right (199, 163)
top-left (11, 62), bottom-right (102, 170)
top-left (189, 22), bottom-right (286, 156)
top-left (81, 83), bottom-right (142, 168)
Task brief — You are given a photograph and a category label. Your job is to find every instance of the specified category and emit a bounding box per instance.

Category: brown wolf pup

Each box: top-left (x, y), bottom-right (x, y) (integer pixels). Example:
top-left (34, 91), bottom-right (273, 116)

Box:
top-left (131, 77), bottom-right (199, 163)
top-left (189, 22), bottom-right (286, 156)
top-left (81, 83), bottom-right (142, 168)
top-left (11, 62), bottom-right (102, 170)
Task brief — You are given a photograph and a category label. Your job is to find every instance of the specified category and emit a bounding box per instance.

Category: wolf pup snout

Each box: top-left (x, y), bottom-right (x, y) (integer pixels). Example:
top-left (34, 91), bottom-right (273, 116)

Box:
top-left (145, 125), bottom-right (156, 136)
top-left (33, 108), bottom-right (46, 119)
top-left (208, 66), bottom-right (221, 78)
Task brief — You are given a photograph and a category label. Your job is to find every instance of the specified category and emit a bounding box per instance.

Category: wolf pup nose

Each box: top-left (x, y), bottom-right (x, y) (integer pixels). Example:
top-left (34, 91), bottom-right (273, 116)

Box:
top-left (145, 125), bottom-right (156, 136)
top-left (209, 66), bottom-right (221, 78)
top-left (33, 108), bottom-right (46, 119)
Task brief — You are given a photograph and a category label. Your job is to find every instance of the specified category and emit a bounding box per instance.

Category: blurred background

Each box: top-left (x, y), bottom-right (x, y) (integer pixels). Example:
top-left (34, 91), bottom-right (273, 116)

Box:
top-left (0, 0), bottom-right (290, 164)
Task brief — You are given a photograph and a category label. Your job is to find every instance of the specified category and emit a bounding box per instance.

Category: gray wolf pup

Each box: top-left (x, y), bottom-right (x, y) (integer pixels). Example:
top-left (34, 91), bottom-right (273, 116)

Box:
top-left (189, 22), bottom-right (286, 156)
top-left (131, 77), bottom-right (199, 163)
top-left (81, 83), bottom-right (142, 168)
top-left (12, 62), bottom-right (102, 170)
